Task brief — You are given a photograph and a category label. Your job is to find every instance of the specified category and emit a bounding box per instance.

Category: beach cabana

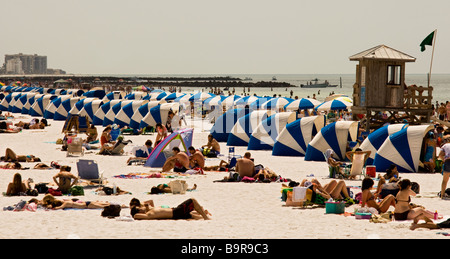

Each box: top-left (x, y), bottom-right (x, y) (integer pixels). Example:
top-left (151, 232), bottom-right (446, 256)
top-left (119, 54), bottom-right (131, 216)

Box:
top-left (7, 93), bottom-right (24, 112)
top-left (144, 128), bottom-right (193, 168)
top-left (304, 121), bottom-right (360, 161)
top-left (125, 92), bottom-right (147, 100)
top-left (221, 95), bottom-right (241, 109)
top-left (129, 101), bottom-right (164, 129)
top-left (203, 95), bottom-right (226, 109)
top-left (103, 91), bottom-right (124, 101)
top-left (29, 94), bottom-right (57, 117)
top-left (247, 112), bottom-right (297, 150)
top-left (189, 92), bottom-right (215, 102)
top-left (78, 99), bottom-right (104, 123)
top-left (43, 95), bottom-right (72, 119)
top-left (148, 92), bottom-right (168, 101)
top-left (22, 94), bottom-right (43, 115)
top-left (68, 98), bottom-right (97, 117)
top-left (139, 103), bottom-right (179, 130)
top-left (373, 125), bottom-right (434, 173)
top-left (0, 92), bottom-right (21, 111)
top-left (227, 110), bottom-right (271, 146)
top-left (234, 95), bottom-right (259, 107)
top-left (113, 100), bottom-right (149, 128)
top-left (53, 97), bottom-right (82, 121)
top-left (359, 123), bottom-right (408, 165)
top-left (272, 115), bottom-right (326, 156)
top-left (11, 93), bottom-right (37, 114)
top-left (249, 97), bottom-right (272, 110)
top-left (92, 100), bottom-right (122, 125)
top-left (103, 100), bottom-right (133, 127)
top-left (210, 108), bottom-right (249, 142)
top-left (164, 92), bottom-right (185, 101)
top-left (174, 93), bottom-right (192, 103)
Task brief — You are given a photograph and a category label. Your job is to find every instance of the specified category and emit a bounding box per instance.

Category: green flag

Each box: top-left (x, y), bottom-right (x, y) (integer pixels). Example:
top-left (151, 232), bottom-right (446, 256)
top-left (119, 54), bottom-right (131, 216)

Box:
top-left (420, 31), bottom-right (435, 52)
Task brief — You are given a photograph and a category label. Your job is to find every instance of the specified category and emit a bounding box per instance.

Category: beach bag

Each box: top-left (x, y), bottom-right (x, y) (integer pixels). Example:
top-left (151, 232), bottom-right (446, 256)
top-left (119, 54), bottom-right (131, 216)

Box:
top-left (68, 186), bottom-right (85, 196)
top-left (35, 183), bottom-right (48, 194)
top-left (168, 180), bottom-right (188, 194)
top-left (47, 188), bottom-right (62, 196)
top-left (101, 204), bottom-right (121, 218)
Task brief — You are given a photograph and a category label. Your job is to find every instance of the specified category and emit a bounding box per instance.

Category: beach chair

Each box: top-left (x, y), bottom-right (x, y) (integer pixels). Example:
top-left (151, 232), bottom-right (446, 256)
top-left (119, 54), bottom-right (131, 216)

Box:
top-left (76, 159), bottom-right (104, 185)
top-left (323, 151), bottom-right (347, 179)
top-left (66, 136), bottom-right (84, 157)
top-left (102, 139), bottom-right (132, 155)
top-left (344, 152), bottom-right (368, 180)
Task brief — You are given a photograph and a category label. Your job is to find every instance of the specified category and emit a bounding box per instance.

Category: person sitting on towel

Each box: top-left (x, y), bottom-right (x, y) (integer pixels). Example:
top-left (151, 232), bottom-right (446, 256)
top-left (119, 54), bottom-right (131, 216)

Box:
top-left (188, 146), bottom-right (205, 169)
top-left (162, 147), bottom-right (190, 173)
top-left (200, 134), bottom-right (221, 157)
top-left (235, 152), bottom-right (255, 179)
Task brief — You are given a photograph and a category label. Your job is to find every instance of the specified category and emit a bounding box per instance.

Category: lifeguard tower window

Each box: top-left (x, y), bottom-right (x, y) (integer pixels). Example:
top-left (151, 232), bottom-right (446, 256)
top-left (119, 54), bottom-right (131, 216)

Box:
top-left (387, 65), bottom-right (401, 85)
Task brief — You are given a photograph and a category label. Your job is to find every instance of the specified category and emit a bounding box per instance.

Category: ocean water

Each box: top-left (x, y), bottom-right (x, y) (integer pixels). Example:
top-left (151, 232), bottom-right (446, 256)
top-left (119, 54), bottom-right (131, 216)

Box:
top-left (164, 73), bottom-right (450, 104)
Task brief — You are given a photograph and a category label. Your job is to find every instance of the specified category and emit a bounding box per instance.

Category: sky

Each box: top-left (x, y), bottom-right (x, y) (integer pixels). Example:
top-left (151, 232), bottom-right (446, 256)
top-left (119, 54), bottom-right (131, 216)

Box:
top-left (1, 0), bottom-right (449, 75)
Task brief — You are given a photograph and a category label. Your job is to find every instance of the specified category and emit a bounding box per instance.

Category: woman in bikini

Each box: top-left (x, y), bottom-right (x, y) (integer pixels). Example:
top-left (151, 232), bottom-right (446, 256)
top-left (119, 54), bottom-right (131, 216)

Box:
top-left (42, 194), bottom-right (113, 210)
top-left (361, 177), bottom-right (395, 213)
top-left (394, 179), bottom-right (439, 221)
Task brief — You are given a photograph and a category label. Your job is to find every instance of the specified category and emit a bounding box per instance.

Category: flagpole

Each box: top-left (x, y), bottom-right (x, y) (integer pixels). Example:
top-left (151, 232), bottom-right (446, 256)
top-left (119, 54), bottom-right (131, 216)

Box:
top-left (428, 29), bottom-right (437, 87)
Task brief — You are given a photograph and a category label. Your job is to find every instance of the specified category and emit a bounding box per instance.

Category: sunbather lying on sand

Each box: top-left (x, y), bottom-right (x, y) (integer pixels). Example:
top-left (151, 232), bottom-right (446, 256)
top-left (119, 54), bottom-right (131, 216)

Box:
top-left (284, 178), bottom-right (355, 204)
top-left (1, 148), bottom-right (41, 162)
top-left (130, 198), bottom-right (211, 220)
top-left (149, 183), bottom-right (197, 194)
top-left (41, 194), bottom-right (123, 210)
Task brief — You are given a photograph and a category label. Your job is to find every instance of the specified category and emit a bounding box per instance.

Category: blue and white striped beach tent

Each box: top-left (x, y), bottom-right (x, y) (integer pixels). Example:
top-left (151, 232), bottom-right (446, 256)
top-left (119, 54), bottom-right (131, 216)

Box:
top-left (92, 100), bottom-right (122, 125)
top-left (373, 125), bottom-right (434, 173)
top-left (22, 94), bottom-right (43, 114)
top-left (0, 92), bottom-right (22, 111)
top-left (304, 121), bottom-right (360, 161)
top-left (247, 112), bottom-right (297, 150)
top-left (53, 97), bottom-right (81, 120)
top-left (0, 93), bottom-right (5, 102)
top-left (65, 89), bottom-right (85, 97)
top-left (272, 115), bottom-right (326, 156)
top-left (129, 101), bottom-right (165, 129)
top-left (7, 93), bottom-right (24, 112)
top-left (29, 94), bottom-right (57, 117)
top-left (221, 95), bottom-right (242, 109)
top-left (139, 103), bottom-right (180, 130)
top-left (203, 95), bottom-right (226, 109)
top-left (43, 95), bottom-right (72, 119)
top-left (82, 89), bottom-right (106, 99)
top-left (164, 92), bottom-right (185, 101)
top-left (113, 100), bottom-right (149, 128)
top-left (260, 97), bottom-right (294, 110)
top-left (174, 93), bottom-right (192, 103)
top-left (359, 123), bottom-right (408, 165)
top-left (149, 92), bottom-right (168, 101)
top-left (103, 91), bottom-right (124, 101)
top-left (78, 99), bottom-right (104, 122)
top-left (227, 110), bottom-right (271, 146)
top-left (103, 100), bottom-right (133, 127)
top-left (249, 97), bottom-right (272, 110)
top-left (12, 93), bottom-right (38, 114)
top-left (125, 92), bottom-right (147, 100)
top-left (284, 98), bottom-right (322, 111)
top-left (69, 98), bottom-right (97, 117)
top-left (210, 108), bottom-right (250, 142)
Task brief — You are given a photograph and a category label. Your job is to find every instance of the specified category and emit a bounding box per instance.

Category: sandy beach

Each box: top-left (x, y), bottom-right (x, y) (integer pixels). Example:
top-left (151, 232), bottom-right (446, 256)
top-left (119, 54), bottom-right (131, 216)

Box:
top-left (1, 113), bottom-right (449, 239)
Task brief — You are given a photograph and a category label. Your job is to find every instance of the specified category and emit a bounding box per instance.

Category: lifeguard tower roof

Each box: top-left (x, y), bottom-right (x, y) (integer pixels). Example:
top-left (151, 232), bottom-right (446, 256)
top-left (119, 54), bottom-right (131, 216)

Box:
top-left (349, 45), bottom-right (416, 62)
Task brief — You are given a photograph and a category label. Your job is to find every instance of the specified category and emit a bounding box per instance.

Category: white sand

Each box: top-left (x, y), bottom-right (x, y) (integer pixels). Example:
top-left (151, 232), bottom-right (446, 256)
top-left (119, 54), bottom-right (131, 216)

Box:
top-left (1, 114), bottom-right (449, 239)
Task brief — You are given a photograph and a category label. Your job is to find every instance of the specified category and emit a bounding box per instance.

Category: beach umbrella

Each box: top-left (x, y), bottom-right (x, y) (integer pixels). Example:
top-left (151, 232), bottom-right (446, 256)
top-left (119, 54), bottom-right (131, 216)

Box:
top-left (114, 100), bottom-right (149, 128)
top-left (227, 110), bottom-right (271, 146)
top-left (359, 123), bottom-right (408, 165)
top-left (247, 112), bottom-right (297, 150)
top-left (272, 115), bottom-right (326, 156)
top-left (373, 125), bottom-right (434, 173)
top-left (189, 92), bottom-right (215, 102)
top-left (129, 101), bottom-right (163, 129)
top-left (315, 99), bottom-right (352, 111)
top-left (174, 93), bottom-right (192, 103)
top-left (164, 92), bottom-right (185, 101)
top-left (29, 94), bottom-right (57, 117)
top-left (139, 103), bottom-right (179, 129)
top-left (210, 108), bottom-right (249, 142)
top-left (149, 92), bottom-right (168, 101)
top-left (92, 100), bottom-right (122, 125)
top-left (334, 96), bottom-right (353, 103)
top-left (221, 95), bottom-right (241, 108)
top-left (284, 98), bottom-right (321, 111)
top-left (234, 95), bottom-right (260, 107)
top-left (78, 99), bottom-right (104, 122)
top-left (150, 89), bottom-right (164, 93)
top-left (260, 97), bottom-right (294, 110)
top-left (43, 95), bottom-right (72, 119)
top-left (103, 91), bottom-right (124, 101)
top-left (249, 97), bottom-right (272, 110)
top-left (103, 100), bottom-right (133, 127)
top-left (203, 95), bottom-right (226, 109)
top-left (304, 121), bottom-right (360, 161)
top-left (53, 97), bottom-right (81, 120)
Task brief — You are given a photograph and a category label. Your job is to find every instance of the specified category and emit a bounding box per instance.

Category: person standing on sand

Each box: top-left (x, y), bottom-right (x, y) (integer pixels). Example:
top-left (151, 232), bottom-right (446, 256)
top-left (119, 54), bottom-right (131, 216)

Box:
top-left (439, 140), bottom-right (450, 199)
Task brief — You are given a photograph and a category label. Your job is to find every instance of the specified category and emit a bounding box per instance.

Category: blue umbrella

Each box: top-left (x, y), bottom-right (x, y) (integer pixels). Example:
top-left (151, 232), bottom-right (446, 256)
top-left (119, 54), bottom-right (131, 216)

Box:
top-left (284, 98), bottom-right (321, 111)
top-left (315, 99), bottom-right (352, 111)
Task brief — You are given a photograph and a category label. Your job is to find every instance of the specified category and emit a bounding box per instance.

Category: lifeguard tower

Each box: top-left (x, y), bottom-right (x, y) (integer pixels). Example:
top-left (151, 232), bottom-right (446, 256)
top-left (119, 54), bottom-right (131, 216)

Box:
top-left (349, 45), bottom-right (433, 130)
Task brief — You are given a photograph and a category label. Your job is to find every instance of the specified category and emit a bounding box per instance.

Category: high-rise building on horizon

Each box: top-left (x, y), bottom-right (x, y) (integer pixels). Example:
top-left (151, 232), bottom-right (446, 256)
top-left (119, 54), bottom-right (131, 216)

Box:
top-left (0, 53), bottom-right (64, 75)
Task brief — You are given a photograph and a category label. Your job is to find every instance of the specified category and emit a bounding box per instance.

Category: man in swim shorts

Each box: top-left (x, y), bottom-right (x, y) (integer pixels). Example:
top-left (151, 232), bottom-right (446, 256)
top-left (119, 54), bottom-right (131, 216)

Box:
top-left (162, 147), bottom-right (190, 173)
top-left (130, 198), bottom-right (211, 220)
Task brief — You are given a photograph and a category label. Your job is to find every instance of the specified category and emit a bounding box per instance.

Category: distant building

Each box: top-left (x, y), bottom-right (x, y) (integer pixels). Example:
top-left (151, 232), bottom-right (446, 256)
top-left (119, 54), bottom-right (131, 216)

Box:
top-left (0, 53), bottom-right (66, 75)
